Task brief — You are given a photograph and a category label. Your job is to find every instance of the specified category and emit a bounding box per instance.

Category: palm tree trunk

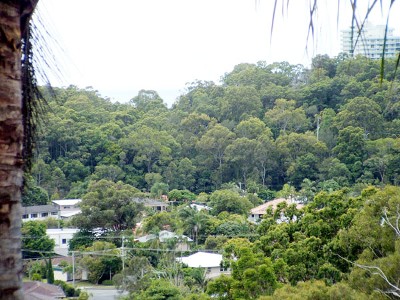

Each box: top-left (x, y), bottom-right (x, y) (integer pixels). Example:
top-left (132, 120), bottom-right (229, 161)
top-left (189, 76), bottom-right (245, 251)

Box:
top-left (0, 1), bottom-right (38, 299)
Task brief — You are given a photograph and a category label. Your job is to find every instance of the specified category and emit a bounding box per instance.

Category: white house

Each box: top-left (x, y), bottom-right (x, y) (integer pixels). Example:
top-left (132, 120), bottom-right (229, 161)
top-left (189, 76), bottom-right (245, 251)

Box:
top-left (52, 199), bottom-right (82, 219)
top-left (21, 205), bottom-right (59, 222)
top-left (22, 199), bottom-right (82, 222)
top-left (52, 256), bottom-right (73, 282)
top-left (47, 228), bottom-right (79, 256)
top-left (177, 252), bottom-right (229, 279)
top-left (189, 203), bottom-right (212, 212)
top-left (135, 230), bottom-right (193, 251)
top-left (248, 198), bottom-right (304, 223)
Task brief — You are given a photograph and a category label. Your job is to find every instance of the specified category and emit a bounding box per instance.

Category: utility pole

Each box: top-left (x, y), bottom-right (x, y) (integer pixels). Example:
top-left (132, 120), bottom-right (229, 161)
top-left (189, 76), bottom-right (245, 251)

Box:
top-left (72, 251), bottom-right (75, 288)
top-left (121, 236), bottom-right (125, 271)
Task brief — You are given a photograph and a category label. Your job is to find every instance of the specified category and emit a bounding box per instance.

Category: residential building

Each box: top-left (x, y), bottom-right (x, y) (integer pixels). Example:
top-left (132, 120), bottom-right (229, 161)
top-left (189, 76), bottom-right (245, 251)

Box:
top-left (21, 199), bottom-right (82, 222)
top-left (131, 197), bottom-right (169, 212)
top-left (23, 281), bottom-right (65, 300)
top-left (135, 230), bottom-right (193, 251)
top-left (52, 199), bottom-right (82, 219)
top-left (341, 22), bottom-right (400, 59)
top-left (22, 205), bottom-right (59, 222)
top-left (51, 256), bottom-right (73, 282)
top-left (177, 252), bottom-right (230, 279)
top-left (248, 198), bottom-right (304, 223)
top-left (189, 203), bottom-right (212, 211)
top-left (47, 228), bottom-right (79, 256)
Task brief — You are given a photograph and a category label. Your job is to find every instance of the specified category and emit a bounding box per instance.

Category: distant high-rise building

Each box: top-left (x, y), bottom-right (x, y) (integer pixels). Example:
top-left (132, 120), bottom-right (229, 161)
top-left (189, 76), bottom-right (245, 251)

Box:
top-left (341, 22), bottom-right (400, 59)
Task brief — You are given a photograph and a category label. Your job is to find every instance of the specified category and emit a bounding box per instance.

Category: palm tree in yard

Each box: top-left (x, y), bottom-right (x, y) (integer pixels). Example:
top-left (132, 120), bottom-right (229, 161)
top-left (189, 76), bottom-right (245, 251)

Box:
top-left (179, 207), bottom-right (208, 245)
top-left (0, 1), bottom-right (39, 299)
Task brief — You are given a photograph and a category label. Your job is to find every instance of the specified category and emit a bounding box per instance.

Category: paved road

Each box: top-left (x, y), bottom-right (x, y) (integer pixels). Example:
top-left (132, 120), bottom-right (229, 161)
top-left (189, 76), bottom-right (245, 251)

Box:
top-left (81, 287), bottom-right (127, 300)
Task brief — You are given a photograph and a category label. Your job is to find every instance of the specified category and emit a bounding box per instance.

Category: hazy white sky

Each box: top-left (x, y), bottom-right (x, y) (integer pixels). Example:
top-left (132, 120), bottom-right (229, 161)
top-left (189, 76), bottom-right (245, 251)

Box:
top-left (36, 0), bottom-right (399, 106)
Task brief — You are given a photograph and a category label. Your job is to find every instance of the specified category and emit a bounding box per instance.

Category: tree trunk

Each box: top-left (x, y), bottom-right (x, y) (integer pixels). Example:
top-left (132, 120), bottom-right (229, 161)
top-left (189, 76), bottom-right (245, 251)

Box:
top-left (0, 1), bottom-right (37, 299)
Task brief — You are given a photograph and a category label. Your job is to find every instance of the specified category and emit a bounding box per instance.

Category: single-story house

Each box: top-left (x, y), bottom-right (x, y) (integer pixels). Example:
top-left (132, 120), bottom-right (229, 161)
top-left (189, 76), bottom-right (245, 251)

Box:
top-left (51, 256), bottom-right (73, 282)
top-left (23, 281), bottom-right (65, 300)
top-left (248, 198), bottom-right (304, 223)
top-left (131, 197), bottom-right (169, 212)
top-left (135, 230), bottom-right (193, 251)
top-left (177, 252), bottom-right (230, 279)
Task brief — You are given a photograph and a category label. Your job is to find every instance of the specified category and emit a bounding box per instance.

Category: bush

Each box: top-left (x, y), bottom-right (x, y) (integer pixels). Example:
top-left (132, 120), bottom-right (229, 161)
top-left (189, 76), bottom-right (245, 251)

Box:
top-left (54, 280), bottom-right (81, 297)
top-left (102, 279), bottom-right (113, 285)
top-left (31, 273), bottom-right (42, 281)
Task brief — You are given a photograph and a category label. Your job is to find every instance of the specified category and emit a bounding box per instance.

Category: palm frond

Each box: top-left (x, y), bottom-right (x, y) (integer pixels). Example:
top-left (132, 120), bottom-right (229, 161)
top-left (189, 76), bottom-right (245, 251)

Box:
top-left (21, 8), bottom-right (61, 174)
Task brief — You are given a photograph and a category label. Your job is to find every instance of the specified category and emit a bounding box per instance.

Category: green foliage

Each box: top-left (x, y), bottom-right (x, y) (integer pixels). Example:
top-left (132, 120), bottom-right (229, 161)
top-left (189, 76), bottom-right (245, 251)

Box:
top-left (68, 230), bottom-right (96, 251)
top-left (31, 273), bottom-right (42, 281)
top-left (31, 57), bottom-right (400, 198)
top-left (150, 182), bottom-right (169, 198)
top-left (132, 279), bottom-right (184, 300)
top-left (22, 221), bottom-right (55, 258)
top-left (78, 241), bottom-right (122, 284)
top-left (46, 257), bottom-right (54, 284)
top-left (71, 180), bottom-right (144, 231)
top-left (22, 175), bottom-right (49, 206)
top-left (28, 66), bottom-right (400, 300)
top-left (206, 275), bottom-right (235, 300)
top-left (54, 280), bottom-right (81, 297)
top-left (263, 280), bottom-right (372, 300)
top-left (168, 189), bottom-right (196, 202)
top-left (77, 291), bottom-right (90, 300)
top-left (142, 211), bottom-right (179, 233)
top-left (113, 256), bottom-right (152, 293)
top-left (209, 189), bottom-right (253, 215)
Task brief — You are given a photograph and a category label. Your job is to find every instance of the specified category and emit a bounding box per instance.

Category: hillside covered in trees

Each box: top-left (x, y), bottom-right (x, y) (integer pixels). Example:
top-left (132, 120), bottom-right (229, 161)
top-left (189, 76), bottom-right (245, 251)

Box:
top-left (27, 54), bottom-right (400, 202)
top-left (23, 54), bottom-right (400, 299)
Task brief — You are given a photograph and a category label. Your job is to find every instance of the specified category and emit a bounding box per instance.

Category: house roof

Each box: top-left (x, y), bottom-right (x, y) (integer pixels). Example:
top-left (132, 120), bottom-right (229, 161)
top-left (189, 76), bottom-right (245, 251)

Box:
top-left (23, 282), bottom-right (65, 300)
top-left (21, 205), bottom-right (58, 215)
top-left (59, 210), bottom-right (81, 218)
top-left (177, 252), bottom-right (222, 268)
top-left (131, 197), bottom-right (168, 207)
top-left (46, 228), bottom-right (79, 235)
top-left (136, 230), bottom-right (193, 243)
top-left (189, 203), bottom-right (212, 211)
top-left (51, 256), bottom-right (73, 265)
top-left (52, 199), bottom-right (81, 206)
top-left (250, 198), bottom-right (304, 214)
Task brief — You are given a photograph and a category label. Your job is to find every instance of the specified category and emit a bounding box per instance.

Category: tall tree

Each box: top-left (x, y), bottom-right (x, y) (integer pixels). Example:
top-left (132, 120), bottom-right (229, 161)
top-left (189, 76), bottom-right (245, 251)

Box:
top-left (0, 1), bottom-right (38, 298)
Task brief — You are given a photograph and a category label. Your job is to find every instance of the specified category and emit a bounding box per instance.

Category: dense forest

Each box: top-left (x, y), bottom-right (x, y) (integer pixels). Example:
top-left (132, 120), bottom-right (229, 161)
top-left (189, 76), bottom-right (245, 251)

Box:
top-left (23, 53), bottom-right (400, 299)
top-left (25, 53), bottom-right (400, 202)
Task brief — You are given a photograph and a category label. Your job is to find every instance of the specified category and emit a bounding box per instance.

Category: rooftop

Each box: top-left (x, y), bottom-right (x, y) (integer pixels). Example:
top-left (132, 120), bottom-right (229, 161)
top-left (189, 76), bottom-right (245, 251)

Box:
top-left (177, 251), bottom-right (222, 268)
top-left (23, 281), bottom-right (65, 300)
top-left (250, 198), bottom-right (304, 214)
top-left (136, 230), bottom-right (193, 243)
top-left (21, 205), bottom-right (58, 215)
top-left (52, 199), bottom-right (81, 206)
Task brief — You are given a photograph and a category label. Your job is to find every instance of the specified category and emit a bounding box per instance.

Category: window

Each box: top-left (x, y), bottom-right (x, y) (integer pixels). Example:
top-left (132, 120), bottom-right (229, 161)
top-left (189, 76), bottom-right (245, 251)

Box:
top-left (22, 214), bottom-right (28, 219)
top-left (30, 213), bottom-right (37, 218)
top-left (62, 239), bottom-right (67, 244)
top-left (41, 212), bottom-right (48, 217)
top-left (63, 206), bottom-right (70, 209)
top-left (51, 212), bottom-right (58, 215)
